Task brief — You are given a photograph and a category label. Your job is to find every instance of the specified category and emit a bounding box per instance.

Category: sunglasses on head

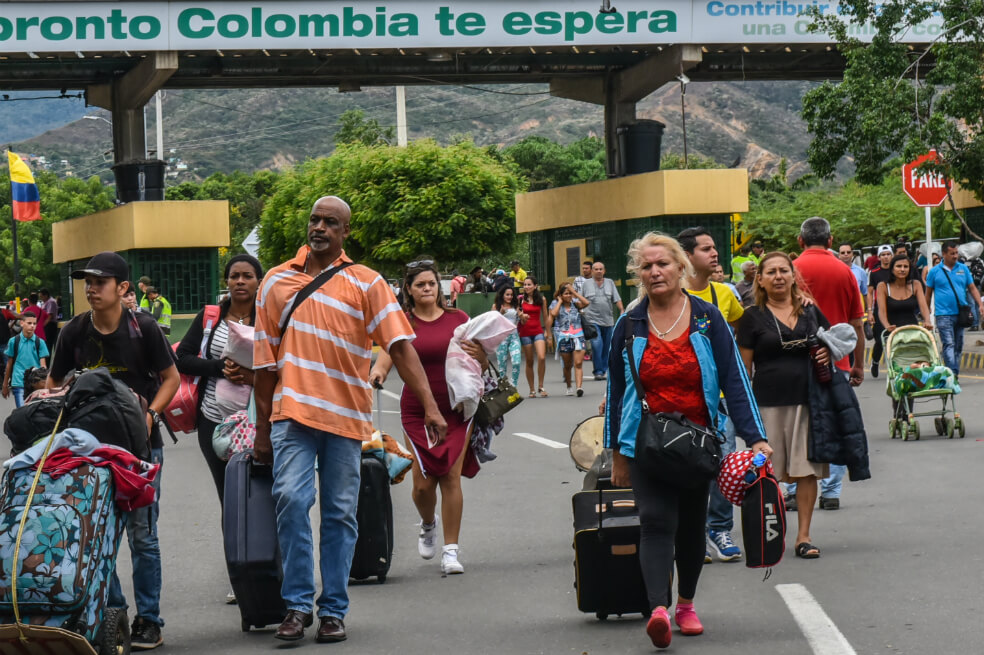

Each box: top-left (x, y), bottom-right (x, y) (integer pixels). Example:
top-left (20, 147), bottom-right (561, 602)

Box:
top-left (407, 259), bottom-right (435, 269)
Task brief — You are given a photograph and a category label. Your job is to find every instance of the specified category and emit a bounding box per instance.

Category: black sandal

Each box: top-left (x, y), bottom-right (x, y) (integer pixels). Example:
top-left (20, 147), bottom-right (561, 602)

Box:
top-left (795, 542), bottom-right (820, 559)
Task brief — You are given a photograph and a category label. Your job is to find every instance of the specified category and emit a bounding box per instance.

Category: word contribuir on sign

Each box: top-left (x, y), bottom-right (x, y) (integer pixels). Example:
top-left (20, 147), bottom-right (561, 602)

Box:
top-left (0, 1), bottom-right (945, 52)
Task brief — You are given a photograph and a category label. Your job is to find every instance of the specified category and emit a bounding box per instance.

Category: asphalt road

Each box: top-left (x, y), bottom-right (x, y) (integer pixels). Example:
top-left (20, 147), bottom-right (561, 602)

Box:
top-left (3, 366), bottom-right (982, 655)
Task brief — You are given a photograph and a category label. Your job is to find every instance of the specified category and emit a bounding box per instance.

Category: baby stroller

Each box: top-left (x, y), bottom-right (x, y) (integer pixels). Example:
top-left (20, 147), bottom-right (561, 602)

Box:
top-left (884, 325), bottom-right (964, 441)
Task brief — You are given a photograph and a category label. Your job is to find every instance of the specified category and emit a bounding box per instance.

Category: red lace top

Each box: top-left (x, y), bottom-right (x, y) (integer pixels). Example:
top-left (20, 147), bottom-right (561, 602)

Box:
top-left (638, 329), bottom-right (710, 428)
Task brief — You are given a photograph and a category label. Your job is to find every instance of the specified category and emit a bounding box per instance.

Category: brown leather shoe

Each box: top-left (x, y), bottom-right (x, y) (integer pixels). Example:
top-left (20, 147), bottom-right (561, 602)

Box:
top-left (275, 610), bottom-right (313, 641)
top-left (316, 616), bottom-right (347, 643)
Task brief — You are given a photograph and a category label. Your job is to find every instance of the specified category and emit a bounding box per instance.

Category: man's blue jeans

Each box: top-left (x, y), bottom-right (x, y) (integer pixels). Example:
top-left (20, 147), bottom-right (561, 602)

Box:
top-left (706, 412), bottom-right (737, 533)
top-left (11, 387), bottom-right (24, 408)
top-left (589, 324), bottom-right (615, 376)
top-left (109, 447), bottom-right (164, 626)
top-left (271, 420), bottom-right (362, 619)
top-left (936, 314), bottom-right (964, 376)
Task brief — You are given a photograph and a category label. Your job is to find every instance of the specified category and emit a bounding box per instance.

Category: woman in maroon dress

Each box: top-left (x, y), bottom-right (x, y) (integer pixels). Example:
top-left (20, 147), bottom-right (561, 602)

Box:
top-left (370, 258), bottom-right (487, 575)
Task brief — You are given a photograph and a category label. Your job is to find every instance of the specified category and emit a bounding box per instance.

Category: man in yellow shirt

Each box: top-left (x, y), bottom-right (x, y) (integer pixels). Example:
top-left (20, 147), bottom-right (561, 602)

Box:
top-left (677, 227), bottom-right (744, 565)
top-left (508, 259), bottom-right (527, 289)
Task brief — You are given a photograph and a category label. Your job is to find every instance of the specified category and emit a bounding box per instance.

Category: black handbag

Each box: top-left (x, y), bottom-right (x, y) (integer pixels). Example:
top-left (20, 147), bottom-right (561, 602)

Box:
top-left (941, 267), bottom-right (975, 328)
top-left (474, 363), bottom-right (523, 426)
top-left (580, 318), bottom-right (598, 341)
top-left (625, 337), bottom-right (725, 488)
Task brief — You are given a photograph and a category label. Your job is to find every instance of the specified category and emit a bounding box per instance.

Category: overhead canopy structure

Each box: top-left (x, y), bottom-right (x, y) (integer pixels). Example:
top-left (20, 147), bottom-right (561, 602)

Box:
top-left (0, 1), bottom-right (941, 173)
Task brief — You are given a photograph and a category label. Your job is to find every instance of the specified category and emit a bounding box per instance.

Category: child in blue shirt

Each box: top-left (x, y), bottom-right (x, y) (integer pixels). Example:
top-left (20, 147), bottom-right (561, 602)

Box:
top-left (3, 314), bottom-right (49, 408)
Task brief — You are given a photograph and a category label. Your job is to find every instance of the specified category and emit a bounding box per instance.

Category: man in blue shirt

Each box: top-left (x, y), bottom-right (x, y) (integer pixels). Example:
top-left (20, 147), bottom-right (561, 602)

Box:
top-left (838, 242), bottom-right (868, 302)
top-left (925, 242), bottom-right (984, 379)
top-left (2, 314), bottom-right (49, 407)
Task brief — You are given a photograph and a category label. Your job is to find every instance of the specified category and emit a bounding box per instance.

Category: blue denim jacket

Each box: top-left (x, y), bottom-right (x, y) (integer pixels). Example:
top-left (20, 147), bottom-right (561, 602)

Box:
top-left (603, 293), bottom-right (767, 457)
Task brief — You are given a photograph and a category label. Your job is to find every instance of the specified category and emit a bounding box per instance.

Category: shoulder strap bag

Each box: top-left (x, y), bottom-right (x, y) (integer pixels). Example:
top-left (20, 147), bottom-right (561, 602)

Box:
top-left (280, 262), bottom-right (356, 334)
top-left (474, 362), bottom-right (523, 427)
top-left (940, 267), bottom-right (975, 328)
top-left (624, 336), bottom-right (725, 488)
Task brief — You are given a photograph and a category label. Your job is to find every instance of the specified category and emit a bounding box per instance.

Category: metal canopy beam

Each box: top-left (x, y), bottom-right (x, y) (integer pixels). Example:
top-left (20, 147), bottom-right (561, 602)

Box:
top-left (615, 44), bottom-right (703, 103)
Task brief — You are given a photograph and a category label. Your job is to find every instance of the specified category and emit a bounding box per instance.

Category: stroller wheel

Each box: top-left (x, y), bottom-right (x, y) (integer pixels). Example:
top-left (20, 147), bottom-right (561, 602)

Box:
top-left (955, 417), bottom-right (966, 438)
top-left (909, 421), bottom-right (921, 441)
top-left (934, 417), bottom-right (945, 435)
top-left (889, 419), bottom-right (898, 439)
top-left (945, 418), bottom-right (955, 439)
top-left (901, 422), bottom-right (910, 441)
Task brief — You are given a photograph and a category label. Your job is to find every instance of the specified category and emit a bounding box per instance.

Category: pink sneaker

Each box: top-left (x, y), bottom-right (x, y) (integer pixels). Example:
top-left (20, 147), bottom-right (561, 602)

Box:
top-left (674, 602), bottom-right (704, 636)
top-left (646, 607), bottom-right (672, 648)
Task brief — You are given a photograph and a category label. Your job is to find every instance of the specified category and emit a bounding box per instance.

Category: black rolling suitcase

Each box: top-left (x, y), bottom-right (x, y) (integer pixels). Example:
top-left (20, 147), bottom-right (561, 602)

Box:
top-left (572, 486), bottom-right (651, 620)
top-left (223, 450), bottom-right (287, 632)
top-left (350, 387), bottom-right (395, 583)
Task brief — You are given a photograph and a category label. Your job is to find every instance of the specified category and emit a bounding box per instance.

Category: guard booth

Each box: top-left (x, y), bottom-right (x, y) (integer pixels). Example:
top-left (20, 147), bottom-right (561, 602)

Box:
top-left (52, 200), bottom-right (230, 324)
top-left (516, 169), bottom-right (749, 304)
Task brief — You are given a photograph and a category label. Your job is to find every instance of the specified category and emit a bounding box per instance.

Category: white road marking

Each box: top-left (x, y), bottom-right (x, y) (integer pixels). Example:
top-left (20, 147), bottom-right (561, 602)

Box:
top-left (776, 583), bottom-right (857, 655)
top-left (512, 432), bottom-right (568, 449)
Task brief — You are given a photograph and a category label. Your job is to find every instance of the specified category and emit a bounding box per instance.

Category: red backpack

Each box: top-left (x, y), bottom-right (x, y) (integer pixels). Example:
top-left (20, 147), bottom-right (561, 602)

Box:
top-left (164, 305), bottom-right (221, 433)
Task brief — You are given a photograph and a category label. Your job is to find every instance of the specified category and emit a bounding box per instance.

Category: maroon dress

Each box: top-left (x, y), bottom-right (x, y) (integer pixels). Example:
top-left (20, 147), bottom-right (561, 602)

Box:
top-left (400, 309), bottom-right (480, 479)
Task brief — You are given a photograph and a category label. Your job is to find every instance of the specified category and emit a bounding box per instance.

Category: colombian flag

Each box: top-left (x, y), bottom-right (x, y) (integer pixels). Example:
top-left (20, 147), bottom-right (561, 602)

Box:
top-left (7, 150), bottom-right (40, 222)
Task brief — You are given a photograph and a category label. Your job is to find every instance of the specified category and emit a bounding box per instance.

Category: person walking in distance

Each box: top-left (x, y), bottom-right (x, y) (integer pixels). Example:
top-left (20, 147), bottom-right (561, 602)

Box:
top-left (2, 314), bottom-right (48, 408)
top-left (677, 226), bottom-right (745, 563)
top-left (787, 217), bottom-right (866, 512)
top-left (47, 251), bottom-right (180, 650)
top-left (837, 243), bottom-right (868, 316)
top-left (734, 261), bottom-right (757, 307)
top-left (252, 197), bottom-right (446, 644)
top-left (573, 260), bottom-right (593, 295)
top-left (580, 261), bottom-right (624, 381)
top-left (925, 241), bottom-right (984, 382)
top-left (518, 276), bottom-right (549, 397)
top-left (491, 285), bottom-right (522, 386)
top-left (38, 288), bottom-right (59, 350)
top-left (548, 282), bottom-right (590, 397)
top-left (866, 245), bottom-right (894, 378)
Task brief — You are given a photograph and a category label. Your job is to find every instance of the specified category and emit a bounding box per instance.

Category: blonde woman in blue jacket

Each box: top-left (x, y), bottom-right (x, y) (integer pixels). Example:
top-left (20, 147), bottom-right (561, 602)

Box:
top-left (604, 232), bottom-right (771, 650)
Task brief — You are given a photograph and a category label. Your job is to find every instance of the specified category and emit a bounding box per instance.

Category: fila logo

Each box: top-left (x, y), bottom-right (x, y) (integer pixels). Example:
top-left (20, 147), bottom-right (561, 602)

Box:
top-left (764, 502), bottom-right (780, 542)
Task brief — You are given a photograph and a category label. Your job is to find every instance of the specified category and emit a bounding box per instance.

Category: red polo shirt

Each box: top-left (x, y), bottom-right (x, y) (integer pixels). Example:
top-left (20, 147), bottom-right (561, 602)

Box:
top-left (795, 248), bottom-right (865, 371)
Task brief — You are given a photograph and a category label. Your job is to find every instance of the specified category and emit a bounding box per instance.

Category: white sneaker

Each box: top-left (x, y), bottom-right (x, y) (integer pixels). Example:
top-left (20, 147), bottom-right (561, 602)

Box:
top-left (441, 545), bottom-right (464, 574)
top-left (418, 518), bottom-right (439, 560)
top-left (566, 386), bottom-right (575, 396)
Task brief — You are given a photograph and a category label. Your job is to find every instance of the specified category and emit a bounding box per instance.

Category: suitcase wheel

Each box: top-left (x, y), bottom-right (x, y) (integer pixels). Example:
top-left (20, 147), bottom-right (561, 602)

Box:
top-left (377, 574), bottom-right (387, 584)
top-left (98, 607), bottom-right (131, 655)
top-left (241, 619), bottom-right (251, 633)
top-left (595, 612), bottom-right (608, 621)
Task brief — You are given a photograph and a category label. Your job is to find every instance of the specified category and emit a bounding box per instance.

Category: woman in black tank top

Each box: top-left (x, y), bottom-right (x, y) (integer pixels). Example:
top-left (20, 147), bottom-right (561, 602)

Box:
top-left (876, 254), bottom-right (933, 332)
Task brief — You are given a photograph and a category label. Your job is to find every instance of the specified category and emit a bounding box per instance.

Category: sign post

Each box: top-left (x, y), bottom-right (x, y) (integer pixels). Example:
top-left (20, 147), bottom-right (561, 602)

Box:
top-left (902, 150), bottom-right (951, 257)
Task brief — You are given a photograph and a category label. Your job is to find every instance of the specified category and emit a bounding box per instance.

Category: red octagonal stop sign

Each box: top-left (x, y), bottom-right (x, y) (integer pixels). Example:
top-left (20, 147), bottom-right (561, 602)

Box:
top-left (902, 150), bottom-right (951, 207)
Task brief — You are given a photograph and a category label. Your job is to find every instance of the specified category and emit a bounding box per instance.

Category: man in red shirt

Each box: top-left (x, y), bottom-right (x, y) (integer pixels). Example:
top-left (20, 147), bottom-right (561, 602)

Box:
top-left (795, 217), bottom-right (866, 385)
top-left (787, 216), bottom-right (866, 511)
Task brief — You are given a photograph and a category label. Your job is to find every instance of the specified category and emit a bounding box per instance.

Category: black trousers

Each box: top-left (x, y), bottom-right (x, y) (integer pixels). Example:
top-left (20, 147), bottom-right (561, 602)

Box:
top-left (196, 415), bottom-right (225, 505)
top-left (630, 457), bottom-right (710, 610)
top-left (871, 319), bottom-right (886, 364)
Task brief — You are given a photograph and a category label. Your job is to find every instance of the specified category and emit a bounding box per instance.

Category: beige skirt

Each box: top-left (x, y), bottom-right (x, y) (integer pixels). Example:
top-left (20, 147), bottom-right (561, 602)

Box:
top-left (759, 405), bottom-right (829, 482)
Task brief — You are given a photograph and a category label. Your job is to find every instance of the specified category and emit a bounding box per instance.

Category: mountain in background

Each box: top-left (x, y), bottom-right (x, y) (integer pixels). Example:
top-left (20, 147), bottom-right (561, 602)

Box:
top-left (6, 80), bottom-right (831, 182)
top-left (0, 91), bottom-right (89, 145)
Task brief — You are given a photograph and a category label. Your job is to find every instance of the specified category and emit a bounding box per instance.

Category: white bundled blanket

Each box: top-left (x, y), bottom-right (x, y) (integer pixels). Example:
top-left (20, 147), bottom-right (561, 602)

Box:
top-left (221, 321), bottom-right (254, 367)
top-left (446, 311), bottom-right (517, 420)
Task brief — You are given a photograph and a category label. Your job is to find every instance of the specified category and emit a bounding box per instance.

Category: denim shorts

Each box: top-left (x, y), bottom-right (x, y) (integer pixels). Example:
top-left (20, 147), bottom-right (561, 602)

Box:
top-left (520, 333), bottom-right (545, 346)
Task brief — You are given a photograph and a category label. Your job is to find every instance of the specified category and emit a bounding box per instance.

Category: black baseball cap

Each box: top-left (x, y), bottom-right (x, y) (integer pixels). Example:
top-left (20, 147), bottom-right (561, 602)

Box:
top-left (71, 251), bottom-right (129, 281)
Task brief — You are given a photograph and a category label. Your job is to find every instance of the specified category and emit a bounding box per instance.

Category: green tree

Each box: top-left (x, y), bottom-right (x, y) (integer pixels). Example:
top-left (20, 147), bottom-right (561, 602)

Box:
top-left (334, 109), bottom-right (396, 147)
top-left (503, 136), bottom-right (605, 191)
top-left (743, 168), bottom-right (960, 253)
top-left (259, 140), bottom-right (524, 276)
top-left (801, 1), bottom-right (984, 202)
top-left (0, 170), bottom-right (115, 297)
top-left (660, 152), bottom-right (726, 170)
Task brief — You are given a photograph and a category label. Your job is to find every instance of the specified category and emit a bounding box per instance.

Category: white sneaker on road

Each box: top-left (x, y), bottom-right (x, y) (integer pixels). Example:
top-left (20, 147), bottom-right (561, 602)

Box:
top-left (441, 545), bottom-right (464, 574)
top-left (418, 518), bottom-right (439, 560)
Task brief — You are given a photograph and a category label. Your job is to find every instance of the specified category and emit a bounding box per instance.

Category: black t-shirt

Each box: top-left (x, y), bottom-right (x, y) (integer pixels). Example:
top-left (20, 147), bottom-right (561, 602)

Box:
top-left (736, 305), bottom-right (830, 407)
top-left (50, 309), bottom-right (176, 448)
top-left (868, 267), bottom-right (893, 305)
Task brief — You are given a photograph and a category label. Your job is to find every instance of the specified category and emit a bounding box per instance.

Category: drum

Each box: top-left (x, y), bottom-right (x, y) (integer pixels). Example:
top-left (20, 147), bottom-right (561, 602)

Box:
top-left (569, 416), bottom-right (605, 472)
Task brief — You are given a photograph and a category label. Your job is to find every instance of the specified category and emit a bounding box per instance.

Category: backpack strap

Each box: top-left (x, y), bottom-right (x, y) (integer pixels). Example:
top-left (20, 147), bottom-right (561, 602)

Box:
top-left (200, 304), bottom-right (222, 358)
top-left (279, 262), bottom-right (356, 334)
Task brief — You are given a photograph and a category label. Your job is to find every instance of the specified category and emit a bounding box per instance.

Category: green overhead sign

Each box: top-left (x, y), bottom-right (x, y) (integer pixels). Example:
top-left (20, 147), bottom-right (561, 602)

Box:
top-left (0, 1), bottom-right (944, 52)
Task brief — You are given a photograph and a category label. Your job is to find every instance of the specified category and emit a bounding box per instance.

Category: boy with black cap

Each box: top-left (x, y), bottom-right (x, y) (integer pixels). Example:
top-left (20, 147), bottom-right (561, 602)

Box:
top-left (47, 251), bottom-right (179, 651)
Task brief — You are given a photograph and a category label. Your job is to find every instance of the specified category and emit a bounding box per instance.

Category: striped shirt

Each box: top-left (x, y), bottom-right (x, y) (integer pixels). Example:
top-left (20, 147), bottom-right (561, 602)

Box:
top-left (254, 247), bottom-right (413, 441)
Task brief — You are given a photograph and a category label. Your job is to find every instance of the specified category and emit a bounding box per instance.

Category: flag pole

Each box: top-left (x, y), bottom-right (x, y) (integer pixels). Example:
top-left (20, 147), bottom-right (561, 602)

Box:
top-left (6, 146), bottom-right (21, 311)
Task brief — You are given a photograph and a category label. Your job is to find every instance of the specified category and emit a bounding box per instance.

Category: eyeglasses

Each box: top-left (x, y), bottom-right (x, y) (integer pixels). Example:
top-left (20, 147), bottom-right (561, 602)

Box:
top-left (772, 313), bottom-right (808, 351)
top-left (406, 259), bottom-right (435, 269)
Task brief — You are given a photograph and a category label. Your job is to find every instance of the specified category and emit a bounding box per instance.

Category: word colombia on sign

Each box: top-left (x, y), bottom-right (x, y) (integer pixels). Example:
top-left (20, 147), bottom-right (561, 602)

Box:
top-left (0, 1), bottom-right (943, 51)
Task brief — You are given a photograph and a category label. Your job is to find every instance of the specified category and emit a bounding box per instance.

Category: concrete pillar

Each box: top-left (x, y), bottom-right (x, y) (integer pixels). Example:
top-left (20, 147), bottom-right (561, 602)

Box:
top-left (604, 78), bottom-right (636, 178)
top-left (111, 105), bottom-right (146, 163)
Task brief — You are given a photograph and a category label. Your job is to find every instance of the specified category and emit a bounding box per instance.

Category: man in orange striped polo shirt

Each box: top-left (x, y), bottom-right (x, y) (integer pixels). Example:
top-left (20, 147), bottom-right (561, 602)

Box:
top-left (253, 196), bottom-right (446, 644)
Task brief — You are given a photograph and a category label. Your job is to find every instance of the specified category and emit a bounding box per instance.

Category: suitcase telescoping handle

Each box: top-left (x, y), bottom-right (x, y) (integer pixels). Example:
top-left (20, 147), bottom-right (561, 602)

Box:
top-left (372, 381), bottom-right (383, 427)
